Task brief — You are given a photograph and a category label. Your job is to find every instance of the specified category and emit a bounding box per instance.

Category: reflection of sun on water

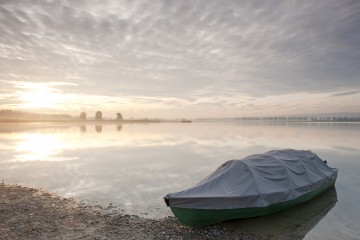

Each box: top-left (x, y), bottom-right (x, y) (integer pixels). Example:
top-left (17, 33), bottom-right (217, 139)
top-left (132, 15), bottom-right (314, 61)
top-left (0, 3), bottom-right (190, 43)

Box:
top-left (15, 134), bottom-right (75, 162)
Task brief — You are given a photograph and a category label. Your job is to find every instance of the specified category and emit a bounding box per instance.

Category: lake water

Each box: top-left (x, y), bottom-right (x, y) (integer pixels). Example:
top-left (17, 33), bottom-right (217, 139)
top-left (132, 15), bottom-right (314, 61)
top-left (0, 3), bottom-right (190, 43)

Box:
top-left (0, 122), bottom-right (359, 239)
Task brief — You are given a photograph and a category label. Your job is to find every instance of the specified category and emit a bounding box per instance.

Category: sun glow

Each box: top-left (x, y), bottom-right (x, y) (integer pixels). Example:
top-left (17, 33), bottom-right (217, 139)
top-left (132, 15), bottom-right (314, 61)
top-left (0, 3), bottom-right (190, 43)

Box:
top-left (19, 90), bottom-right (67, 109)
top-left (8, 81), bottom-right (72, 110)
top-left (19, 83), bottom-right (66, 109)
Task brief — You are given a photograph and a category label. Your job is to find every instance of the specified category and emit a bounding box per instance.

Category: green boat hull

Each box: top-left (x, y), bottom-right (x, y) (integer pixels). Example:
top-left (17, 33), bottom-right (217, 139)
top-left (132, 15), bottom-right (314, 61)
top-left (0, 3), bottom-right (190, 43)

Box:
top-left (170, 176), bottom-right (337, 228)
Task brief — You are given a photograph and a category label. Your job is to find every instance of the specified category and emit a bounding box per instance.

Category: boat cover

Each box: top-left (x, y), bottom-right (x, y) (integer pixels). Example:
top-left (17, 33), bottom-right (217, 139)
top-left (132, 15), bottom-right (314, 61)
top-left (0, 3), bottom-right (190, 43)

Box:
top-left (165, 149), bottom-right (337, 209)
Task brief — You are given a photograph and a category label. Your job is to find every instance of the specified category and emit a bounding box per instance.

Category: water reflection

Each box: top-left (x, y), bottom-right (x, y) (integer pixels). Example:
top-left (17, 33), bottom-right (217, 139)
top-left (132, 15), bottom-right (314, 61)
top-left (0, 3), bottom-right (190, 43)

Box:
top-left (13, 133), bottom-right (76, 162)
top-left (80, 125), bottom-right (86, 133)
top-left (0, 121), bottom-right (359, 134)
top-left (0, 123), bottom-right (75, 134)
top-left (0, 122), bottom-right (359, 239)
top-left (222, 187), bottom-right (338, 240)
top-left (95, 125), bottom-right (102, 133)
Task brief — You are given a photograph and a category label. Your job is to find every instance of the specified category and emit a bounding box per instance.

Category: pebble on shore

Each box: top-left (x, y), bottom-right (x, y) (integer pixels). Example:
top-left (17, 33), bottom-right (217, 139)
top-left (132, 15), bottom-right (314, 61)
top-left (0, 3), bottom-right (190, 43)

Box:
top-left (0, 184), bottom-right (263, 240)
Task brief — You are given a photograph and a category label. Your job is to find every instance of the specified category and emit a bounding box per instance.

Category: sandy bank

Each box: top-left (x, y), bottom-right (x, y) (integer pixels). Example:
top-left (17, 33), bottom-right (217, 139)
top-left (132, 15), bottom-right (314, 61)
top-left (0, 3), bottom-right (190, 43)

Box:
top-left (0, 184), bottom-right (262, 240)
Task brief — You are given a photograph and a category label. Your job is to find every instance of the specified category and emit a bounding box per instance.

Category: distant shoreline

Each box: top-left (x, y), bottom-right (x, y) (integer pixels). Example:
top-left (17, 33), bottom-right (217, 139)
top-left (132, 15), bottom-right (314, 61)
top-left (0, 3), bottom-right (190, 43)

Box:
top-left (0, 119), bottom-right (162, 124)
top-left (1, 119), bottom-right (360, 124)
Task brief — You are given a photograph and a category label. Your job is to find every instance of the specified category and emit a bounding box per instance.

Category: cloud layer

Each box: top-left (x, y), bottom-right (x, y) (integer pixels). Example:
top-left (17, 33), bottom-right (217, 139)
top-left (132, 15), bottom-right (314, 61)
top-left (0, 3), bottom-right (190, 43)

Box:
top-left (1, 0), bottom-right (359, 117)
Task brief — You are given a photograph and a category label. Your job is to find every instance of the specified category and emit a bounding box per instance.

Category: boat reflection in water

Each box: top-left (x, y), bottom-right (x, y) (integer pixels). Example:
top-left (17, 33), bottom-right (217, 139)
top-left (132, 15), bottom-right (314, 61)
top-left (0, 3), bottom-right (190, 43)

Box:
top-left (221, 187), bottom-right (337, 240)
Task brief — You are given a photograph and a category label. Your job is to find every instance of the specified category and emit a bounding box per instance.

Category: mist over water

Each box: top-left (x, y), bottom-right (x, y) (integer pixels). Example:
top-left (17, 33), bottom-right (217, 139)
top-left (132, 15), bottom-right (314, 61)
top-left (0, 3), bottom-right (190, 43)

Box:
top-left (0, 122), bottom-right (359, 239)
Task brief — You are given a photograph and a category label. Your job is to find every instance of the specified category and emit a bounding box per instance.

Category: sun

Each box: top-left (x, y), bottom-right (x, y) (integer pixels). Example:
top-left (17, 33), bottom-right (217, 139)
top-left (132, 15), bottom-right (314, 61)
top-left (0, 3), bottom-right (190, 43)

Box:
top-left (17, 82), bottom-right (68, 109)
top-left (20, 91), bottom-right (65, 109)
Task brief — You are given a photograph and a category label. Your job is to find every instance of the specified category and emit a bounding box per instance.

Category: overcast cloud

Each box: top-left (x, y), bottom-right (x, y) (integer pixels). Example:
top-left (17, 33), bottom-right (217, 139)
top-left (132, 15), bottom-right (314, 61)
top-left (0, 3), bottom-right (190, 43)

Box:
top-left (0, 0), bottom-right (359, 117)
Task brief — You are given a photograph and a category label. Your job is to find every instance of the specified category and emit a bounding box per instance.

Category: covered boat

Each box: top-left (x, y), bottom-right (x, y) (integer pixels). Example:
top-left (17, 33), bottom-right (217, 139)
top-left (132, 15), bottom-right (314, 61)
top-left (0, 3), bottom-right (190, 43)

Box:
top-left (164, 149), bottom-right (338, 227)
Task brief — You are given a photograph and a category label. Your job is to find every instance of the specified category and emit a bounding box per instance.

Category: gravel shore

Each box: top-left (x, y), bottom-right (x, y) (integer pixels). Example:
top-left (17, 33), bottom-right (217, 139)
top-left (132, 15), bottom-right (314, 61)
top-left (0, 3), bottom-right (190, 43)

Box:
top-left (0, 184), bottom-right (263, 240)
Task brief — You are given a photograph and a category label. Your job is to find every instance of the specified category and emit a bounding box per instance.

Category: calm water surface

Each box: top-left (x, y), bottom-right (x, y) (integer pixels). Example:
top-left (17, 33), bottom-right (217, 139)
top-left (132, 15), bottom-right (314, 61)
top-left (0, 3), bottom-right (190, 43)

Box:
top-left (0, 122), bottom-right (359, 239)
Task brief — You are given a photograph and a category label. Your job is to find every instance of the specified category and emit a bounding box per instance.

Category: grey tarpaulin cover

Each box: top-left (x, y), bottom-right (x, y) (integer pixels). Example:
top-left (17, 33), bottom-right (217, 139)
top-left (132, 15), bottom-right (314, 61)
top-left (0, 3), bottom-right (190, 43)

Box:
top-left (165, 149), bottom-right (337, 209)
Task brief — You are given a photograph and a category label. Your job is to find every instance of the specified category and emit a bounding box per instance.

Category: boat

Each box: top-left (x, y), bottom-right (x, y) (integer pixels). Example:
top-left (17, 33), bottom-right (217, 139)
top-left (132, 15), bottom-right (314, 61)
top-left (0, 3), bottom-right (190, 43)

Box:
top-left (220, 187), bottom-right (337, 239)
top-left (180, 119), bottom-right (192, 123)
top-left (164, 149), bottom-right (338, 228)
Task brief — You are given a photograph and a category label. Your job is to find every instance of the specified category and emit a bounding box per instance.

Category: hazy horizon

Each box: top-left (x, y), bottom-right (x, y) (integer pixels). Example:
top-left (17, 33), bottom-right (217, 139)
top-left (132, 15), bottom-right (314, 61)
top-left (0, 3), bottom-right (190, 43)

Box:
top-left (1, 1), bottom-right (360, 118)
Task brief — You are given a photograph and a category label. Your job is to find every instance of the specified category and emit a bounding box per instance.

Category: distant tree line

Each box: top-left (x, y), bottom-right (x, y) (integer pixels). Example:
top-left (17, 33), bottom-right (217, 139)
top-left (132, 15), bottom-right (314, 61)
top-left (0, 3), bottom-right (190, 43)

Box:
top-left (0, 110), bottom-right (124, 121)
top-left (79, 111), bottom-right (123, 121)
top-left (196, 116), bottom-right (360, 122)
top-left (0, 110), bottom-right (73, 120)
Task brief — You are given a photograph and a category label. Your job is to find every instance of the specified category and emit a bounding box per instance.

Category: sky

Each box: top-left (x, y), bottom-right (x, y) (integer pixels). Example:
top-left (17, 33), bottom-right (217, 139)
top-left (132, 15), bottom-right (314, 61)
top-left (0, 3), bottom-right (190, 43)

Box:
top-left (0, 0), bottom-right (360, 118)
